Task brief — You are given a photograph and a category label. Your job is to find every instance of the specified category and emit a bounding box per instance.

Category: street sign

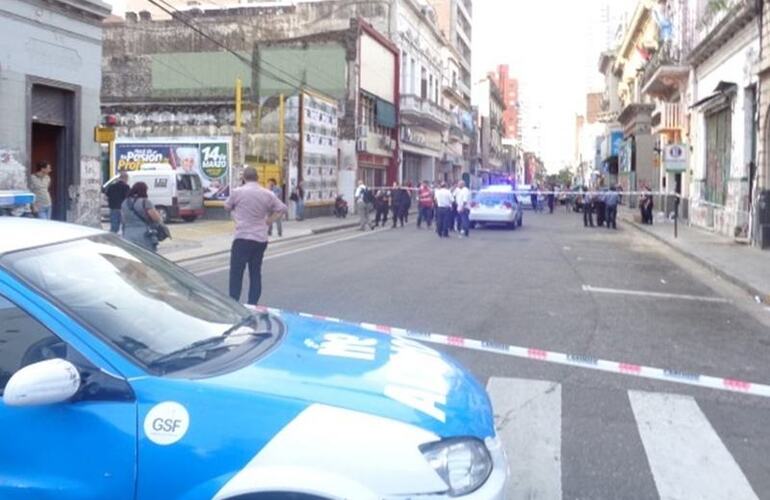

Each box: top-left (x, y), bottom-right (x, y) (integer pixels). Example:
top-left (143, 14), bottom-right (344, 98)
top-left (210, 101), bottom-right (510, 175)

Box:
top-left (663, 143), bottom-right (688, 172)
top-left (94, 127), bottom-right (115, 143)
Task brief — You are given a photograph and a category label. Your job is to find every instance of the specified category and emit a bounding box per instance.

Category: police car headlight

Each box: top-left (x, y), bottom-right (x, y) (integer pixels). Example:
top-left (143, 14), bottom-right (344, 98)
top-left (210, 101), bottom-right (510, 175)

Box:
top-left (419, 437), bottom-right (493, 496)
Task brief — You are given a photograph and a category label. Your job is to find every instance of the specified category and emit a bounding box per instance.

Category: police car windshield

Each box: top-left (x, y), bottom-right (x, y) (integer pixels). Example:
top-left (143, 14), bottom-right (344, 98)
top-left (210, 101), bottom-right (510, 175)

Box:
top-left (2, 235), bottom-right (271, 374)
top-left (476, 192), bottom-right (514, 204)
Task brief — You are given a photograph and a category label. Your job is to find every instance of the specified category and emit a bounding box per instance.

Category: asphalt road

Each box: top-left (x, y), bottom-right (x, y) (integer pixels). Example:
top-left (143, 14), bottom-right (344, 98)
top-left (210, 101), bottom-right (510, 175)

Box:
top-left (188, 208), bottom-right (770, 500)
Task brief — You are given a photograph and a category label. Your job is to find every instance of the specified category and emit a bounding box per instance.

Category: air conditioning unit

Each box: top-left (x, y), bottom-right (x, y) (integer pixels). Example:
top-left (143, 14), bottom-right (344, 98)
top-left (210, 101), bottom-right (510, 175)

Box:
top-left (356, 138), bottom-right (368, 152)
top-left (356, 125), bottom-right (369, 138)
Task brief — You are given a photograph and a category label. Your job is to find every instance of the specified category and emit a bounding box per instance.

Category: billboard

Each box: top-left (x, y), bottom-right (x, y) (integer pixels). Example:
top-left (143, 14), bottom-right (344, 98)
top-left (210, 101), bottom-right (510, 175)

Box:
top-left (301, 91), bottom-right (339, 205)
top-left (113, 138), bottom-right (231, 203)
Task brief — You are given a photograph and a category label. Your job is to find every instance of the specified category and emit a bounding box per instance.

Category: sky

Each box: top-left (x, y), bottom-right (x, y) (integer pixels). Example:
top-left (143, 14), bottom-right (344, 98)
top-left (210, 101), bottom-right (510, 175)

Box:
top-left (104, 0), bottom-right (634, 173)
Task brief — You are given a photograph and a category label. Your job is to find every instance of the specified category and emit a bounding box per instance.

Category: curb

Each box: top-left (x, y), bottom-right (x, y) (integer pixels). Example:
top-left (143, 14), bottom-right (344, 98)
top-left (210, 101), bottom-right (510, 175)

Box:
top-left (167, 221), bottom-right (358, 264)
top-left (621, 216), bottom-right (769, 305)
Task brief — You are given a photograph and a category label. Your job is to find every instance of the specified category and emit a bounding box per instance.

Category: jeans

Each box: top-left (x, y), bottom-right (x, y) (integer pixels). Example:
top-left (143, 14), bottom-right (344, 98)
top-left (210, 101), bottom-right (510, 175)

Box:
top-left (417, 205), bottom-right (433, 227)
top-left (583, 203), bottom-right (594, 226)
top-left (295, 200), bottom-right (304, 220)
top-left (229, 239), bottom-right (268, 305)
top-left (436, 207), bottom-right (451, 237)
top-left (458, 209), bottom-right (470, 236)
top-left (268, 217), bottom-right (282, 236)
top-left (109, 209), bottom-right (122, 233)
top-left (36, 205), bottom-right (51, 220)
top-left (606, 205), bottom-right (617, 229)
top-left (357, 200), bottom-right (372, 229)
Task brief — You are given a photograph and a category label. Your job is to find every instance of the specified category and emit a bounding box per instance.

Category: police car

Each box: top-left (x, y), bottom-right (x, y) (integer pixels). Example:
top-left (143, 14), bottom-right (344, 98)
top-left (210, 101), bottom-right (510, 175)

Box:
top-left (0, 217), bottom-right (509, 499)
top-left (469, 185), bottom-right (523, 229)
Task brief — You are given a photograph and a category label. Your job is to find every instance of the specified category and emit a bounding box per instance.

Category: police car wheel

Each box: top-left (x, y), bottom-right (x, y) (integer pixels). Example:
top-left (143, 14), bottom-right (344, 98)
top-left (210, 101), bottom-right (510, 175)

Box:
top-left (470, 221), bottom-right (477, 229)
top-left (224, 493), bottom-right (330, 500)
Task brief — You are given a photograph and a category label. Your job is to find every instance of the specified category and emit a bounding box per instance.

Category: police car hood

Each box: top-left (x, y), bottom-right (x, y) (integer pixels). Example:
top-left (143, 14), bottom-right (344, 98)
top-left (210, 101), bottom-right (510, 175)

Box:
top-left (205, 312), bottom-right (495, 440)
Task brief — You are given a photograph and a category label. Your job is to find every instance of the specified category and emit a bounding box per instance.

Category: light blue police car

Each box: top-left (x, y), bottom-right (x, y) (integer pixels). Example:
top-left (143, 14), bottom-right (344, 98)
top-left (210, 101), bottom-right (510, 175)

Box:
top-left (0, 216), bottom-right (509, 499)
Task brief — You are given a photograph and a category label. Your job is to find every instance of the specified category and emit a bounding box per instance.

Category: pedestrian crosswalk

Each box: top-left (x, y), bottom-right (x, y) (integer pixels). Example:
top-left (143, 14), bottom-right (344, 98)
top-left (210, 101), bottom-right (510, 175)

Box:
top-left (486, 377), bottom-right (761, 500)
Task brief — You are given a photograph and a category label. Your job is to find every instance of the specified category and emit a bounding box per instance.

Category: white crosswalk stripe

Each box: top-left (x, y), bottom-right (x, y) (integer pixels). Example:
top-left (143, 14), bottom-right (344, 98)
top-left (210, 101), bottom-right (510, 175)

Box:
top-left (485, 377), bottom-right (758, 500)
top-left (629, 390), bottom-right (759, 500)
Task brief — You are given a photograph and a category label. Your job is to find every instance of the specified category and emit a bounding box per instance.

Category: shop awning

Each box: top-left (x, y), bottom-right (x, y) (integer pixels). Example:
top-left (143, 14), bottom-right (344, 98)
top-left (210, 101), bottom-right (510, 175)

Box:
top-left (375, 98), bottom-right (396, 129)
top-left (689, 81), bottom-right (736, 110)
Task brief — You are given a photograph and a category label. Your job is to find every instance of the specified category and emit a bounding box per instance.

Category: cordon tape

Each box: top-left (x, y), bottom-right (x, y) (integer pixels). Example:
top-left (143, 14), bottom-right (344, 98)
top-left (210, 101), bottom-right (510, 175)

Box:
top-left (254, 306), bottom-right (770, 399)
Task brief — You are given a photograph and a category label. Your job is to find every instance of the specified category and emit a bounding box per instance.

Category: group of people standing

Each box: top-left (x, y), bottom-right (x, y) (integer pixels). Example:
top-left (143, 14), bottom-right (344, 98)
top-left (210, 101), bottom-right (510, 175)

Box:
top-left (581, 185), bottom-right (621, 230)
top-left (354, 179), bottom-right (471, 238)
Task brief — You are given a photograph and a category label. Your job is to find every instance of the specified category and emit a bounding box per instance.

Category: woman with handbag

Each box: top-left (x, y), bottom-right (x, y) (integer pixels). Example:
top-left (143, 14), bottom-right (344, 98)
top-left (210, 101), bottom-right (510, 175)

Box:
top-left (121, 181), bottom-right (165, 251)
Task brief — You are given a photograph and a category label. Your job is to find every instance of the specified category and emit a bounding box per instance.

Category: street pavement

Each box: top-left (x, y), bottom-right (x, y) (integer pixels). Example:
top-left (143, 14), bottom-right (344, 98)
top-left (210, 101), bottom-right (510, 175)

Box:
top-left (185, 208), bottom-right (770, 499)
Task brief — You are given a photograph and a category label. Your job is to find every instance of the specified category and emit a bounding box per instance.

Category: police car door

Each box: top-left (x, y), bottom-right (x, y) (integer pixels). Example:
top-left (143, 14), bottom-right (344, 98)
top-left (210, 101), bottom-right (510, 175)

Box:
top-left (0, 284), bottom-right (137, 500)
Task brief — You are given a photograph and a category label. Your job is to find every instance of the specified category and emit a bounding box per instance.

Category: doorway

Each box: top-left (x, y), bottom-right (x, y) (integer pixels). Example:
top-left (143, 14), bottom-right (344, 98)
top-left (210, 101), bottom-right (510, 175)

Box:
top-left (31, 123), bottom-right (64, 219)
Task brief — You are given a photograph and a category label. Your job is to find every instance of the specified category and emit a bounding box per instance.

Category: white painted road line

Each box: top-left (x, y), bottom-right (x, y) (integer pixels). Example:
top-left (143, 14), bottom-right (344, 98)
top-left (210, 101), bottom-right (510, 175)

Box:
top-left (628, 391), bottom-right (758, 500)
top-left (487, 377), bottom-right (562, 500)
top-left (196, 229), bottom-right (379, 277)
top-left (582, 285), bottom-right (730, 304)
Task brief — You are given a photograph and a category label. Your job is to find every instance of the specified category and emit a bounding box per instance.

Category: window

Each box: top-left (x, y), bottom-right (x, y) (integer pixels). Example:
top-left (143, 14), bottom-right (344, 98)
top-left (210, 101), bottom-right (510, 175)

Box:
top-left (704, 106), bottom-right (731, 205)
top-left (175, 175), bottom-right (192, 190)
top-left (0, 295), bottom-right (66, 392)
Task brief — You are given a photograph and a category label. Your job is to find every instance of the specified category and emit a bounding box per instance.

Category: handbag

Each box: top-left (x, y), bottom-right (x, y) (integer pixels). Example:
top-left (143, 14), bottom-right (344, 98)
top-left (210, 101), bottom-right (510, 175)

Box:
top-left (129, 199), bottom-right (171, 244)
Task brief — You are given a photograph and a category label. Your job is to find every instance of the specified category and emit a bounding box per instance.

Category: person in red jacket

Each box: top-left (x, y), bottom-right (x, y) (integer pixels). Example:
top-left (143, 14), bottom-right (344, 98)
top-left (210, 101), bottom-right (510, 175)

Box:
top-left (416, 181), bottom-right (434, 229)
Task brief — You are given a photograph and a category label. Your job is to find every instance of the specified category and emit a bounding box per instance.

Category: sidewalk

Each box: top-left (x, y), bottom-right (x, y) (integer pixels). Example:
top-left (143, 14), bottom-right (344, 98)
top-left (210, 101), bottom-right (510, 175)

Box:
top-left (619, 207), bottom-right (770, 304)
top-left (106, 215), bottom-right (359, 262)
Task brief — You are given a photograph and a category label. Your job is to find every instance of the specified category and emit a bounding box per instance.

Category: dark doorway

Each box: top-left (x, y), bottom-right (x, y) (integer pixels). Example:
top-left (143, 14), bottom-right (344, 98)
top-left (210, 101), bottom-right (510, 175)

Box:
top-left (31, 123), bottom-right (64, 219)
top-left (29, 83), bottom-right (76, 221)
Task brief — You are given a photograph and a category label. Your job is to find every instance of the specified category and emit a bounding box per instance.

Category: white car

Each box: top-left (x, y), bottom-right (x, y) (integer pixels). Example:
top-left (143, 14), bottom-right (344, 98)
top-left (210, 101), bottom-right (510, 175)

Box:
top-left (470, 185), bottom-right (523, 229)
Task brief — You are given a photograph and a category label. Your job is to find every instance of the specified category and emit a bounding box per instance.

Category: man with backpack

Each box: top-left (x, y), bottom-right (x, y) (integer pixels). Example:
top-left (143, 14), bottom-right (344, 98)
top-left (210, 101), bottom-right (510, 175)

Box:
top-left (355, 179), bottom-right (375, 231)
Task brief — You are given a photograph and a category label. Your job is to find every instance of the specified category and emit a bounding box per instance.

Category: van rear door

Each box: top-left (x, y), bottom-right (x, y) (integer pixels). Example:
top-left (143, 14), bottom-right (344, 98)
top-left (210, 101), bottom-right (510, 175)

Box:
top-left (175, 174), bottom-right (204, 219)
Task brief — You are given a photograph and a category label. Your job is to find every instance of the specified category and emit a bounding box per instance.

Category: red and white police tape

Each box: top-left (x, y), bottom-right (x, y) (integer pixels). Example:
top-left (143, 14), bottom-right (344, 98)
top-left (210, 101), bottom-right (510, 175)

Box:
top-left (254, 306), bottom-right (770, 399)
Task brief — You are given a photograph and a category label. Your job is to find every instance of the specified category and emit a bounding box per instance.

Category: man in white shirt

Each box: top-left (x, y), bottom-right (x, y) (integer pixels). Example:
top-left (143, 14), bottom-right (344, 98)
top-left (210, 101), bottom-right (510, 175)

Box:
top-left (454, 180), bottom-right (471, 237)
top-left (354, 179), bottom-right (374, 231)
top-left (434, 182), bottom-right (453, 238)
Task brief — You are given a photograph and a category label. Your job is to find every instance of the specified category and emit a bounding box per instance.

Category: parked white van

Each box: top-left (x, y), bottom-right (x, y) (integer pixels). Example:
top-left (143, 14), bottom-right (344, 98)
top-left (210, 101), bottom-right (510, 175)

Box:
top-left (104, 163), bottom-right (205, 222)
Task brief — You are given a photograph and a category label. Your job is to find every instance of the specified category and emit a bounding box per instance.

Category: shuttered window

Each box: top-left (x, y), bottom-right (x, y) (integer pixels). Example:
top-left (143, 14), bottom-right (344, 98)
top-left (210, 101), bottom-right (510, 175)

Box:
top-left (704, 107), bottom-right (731, 205)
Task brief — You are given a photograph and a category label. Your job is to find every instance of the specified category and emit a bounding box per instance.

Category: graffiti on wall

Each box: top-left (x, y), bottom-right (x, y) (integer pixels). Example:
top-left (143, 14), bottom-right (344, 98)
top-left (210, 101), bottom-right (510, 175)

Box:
top-left (71, 156), bottom-right (102, 227)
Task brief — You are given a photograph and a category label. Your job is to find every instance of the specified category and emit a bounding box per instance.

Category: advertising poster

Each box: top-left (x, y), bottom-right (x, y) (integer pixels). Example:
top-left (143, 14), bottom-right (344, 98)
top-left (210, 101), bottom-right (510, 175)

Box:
top-left (301, 91), bottom-right (339, 205)
top-left (113, 138), bottom-right (231, 204)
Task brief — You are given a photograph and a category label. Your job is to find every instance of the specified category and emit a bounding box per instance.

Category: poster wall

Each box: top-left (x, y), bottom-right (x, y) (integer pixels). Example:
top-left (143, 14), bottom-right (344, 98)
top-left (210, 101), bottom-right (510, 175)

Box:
top-left (301, 92), bottom-right (339, 205)
top-left (113, 138), bottom-right (231, 203)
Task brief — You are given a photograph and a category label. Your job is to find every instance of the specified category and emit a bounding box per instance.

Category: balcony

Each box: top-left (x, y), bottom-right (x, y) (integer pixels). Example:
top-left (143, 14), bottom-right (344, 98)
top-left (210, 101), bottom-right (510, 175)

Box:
top-left (400, 94), bottom-right (451, 130)
top-left (651, 102), bottom-right (682, 133)
top-left (688, 0), bottom-right (757, 67)
top-left (641, 42), bottom-right (689, 101)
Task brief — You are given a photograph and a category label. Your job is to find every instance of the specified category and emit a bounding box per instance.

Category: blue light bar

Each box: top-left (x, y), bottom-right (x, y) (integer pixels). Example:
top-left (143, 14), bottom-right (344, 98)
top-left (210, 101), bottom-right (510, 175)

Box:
top-left (0, 191), bottom-right (36, 207)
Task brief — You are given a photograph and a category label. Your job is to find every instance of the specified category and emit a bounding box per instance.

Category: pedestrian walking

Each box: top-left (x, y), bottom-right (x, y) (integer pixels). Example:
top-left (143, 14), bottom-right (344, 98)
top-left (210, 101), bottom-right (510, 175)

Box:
top-left (435, 182), bottom-right (453, 238)
top-left (450, 182), bottom-right (459, 231)
top-left (374, 190), bottom-right (390, 227)
top-left (404, 182), bottom-right (413, 223)
top-left (582, 187), bottom-right (594, 227)
top-left (391, 182), bottom-right (408, 228)
top-left (290, 183), bottom-right (305, 221)
top-left (454, 180), bottom-right (471, 237)
top-left (416, 181), bottom-right (434, 228)
top-left (530, 187), bottom-right (538, 214)
top-left (267, 178), bottom-right (283, 237)
top-left (104, 171), bottom-right (130, 233)
top-left (30, 161), bottom-right (53, 219)
top-left (546, 186), bottom-right (555, 214)
top-left (121, 181), bottom-right (164, 251)
top-left (225, 166), bottom-right (287, 305)
top-left (355, 179), bottom-right (375, 231)
top-left (605, 185), bottom-right (619, 229)
top-left (595, 188), bottom-right (607, 227)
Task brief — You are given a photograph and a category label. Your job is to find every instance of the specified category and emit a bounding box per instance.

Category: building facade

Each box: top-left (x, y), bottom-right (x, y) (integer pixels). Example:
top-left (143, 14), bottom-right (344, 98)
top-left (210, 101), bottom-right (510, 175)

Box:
top-left (431, 0), bottom-right (473, 104)
top-left (102, 3), bottom-right (399, 216)
top-left (0, 0), bottom-right (110, 225)
top-left (757, 0), bottom-right (770, 248)
top-left (472, 76), bottom-right (505, 181)
top-left (489, 65), bottom-right (520, 141)
top-left (686, 0), bottom-right (759, 238)
top-left (396, 0), bottom-right (452, 185)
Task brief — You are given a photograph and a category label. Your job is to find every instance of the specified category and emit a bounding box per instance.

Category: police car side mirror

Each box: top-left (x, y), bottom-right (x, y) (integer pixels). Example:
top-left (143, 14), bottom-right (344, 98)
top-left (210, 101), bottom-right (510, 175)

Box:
top-left (3, 359), bottom-right (81, 407)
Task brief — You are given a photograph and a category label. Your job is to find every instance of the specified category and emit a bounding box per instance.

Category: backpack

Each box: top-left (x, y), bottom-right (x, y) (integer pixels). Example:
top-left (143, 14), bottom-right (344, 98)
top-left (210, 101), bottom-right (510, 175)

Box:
top-left (363, 188), bottom-right (375, 204)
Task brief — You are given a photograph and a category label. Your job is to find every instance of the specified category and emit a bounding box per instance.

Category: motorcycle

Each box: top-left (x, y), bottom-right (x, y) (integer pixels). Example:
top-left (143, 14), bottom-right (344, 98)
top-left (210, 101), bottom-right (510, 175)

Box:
top-left (334, 195), bottom-right (348, 218)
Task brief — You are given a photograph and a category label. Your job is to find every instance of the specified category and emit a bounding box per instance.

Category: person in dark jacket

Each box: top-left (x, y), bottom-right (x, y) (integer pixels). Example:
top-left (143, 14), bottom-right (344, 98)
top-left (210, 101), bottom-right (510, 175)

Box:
top-left (391, 182), bottom-right (408, 228)
top-left (104, 171), bottom-right (130, 233)
top-left (374, 190), bottom-right (390, 227)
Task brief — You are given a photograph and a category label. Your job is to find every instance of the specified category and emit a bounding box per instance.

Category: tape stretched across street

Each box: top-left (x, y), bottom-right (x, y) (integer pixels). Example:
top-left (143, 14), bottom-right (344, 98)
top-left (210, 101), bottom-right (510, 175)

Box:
top-left (255, 306), bottom-right (770, 399)
top-left (368, 187), bottom-right (681, 198)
